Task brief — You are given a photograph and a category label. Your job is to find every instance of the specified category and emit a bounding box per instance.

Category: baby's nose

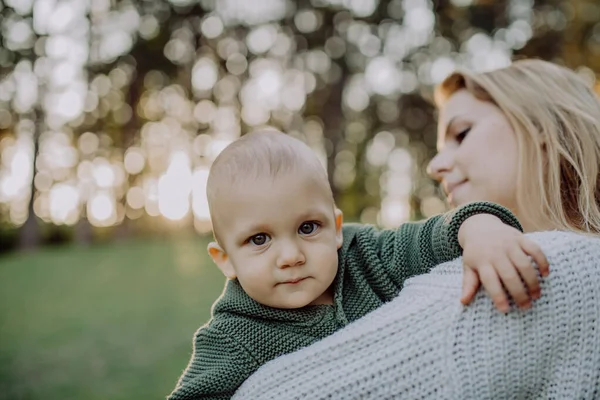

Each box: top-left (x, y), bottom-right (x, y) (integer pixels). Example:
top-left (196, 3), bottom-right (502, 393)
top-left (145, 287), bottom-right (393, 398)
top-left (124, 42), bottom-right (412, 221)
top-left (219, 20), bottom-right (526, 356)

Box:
top-left (277, 242), bottom-right (305, 268)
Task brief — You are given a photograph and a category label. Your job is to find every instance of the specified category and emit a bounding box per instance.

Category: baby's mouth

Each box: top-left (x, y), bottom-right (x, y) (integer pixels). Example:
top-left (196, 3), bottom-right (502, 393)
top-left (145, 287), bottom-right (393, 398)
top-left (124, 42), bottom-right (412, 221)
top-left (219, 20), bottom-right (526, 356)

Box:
top-left (281, 277), bottom-right (307, 285)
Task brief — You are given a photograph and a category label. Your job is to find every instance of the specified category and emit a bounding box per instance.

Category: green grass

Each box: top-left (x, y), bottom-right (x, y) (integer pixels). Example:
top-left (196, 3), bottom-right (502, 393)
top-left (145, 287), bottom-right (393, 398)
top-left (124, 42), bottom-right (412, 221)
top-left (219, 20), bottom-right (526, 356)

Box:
top-left (0, 236), bottom-right (226, 400)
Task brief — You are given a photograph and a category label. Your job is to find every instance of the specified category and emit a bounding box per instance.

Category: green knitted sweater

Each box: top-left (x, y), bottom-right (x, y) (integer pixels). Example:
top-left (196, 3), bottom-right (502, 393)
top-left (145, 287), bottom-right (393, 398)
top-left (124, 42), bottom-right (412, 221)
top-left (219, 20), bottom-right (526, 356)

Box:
top-left (167, 202), bottom-right (521, 400)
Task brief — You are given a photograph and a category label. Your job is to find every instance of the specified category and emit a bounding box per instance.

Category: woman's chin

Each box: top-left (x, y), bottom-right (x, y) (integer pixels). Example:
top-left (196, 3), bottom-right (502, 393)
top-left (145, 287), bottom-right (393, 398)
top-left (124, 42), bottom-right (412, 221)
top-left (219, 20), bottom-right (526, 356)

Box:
top-left (448, 199), bottom-right (464, 208)
top-left (447, 194), bottom-right (466, 208)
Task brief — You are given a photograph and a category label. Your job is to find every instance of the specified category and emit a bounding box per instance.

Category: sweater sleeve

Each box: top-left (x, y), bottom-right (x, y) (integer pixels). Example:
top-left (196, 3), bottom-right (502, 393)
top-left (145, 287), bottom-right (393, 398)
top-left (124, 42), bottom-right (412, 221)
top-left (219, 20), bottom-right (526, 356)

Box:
top-left (167, 325), bottom-right (259, 400)
top-left (374, 201), bottom-right (521, 282)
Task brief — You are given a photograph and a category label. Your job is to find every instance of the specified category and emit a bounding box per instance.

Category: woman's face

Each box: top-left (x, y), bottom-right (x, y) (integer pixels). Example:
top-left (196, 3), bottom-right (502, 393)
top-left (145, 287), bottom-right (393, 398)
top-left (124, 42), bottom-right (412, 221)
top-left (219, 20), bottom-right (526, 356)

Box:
top-left (428, 89), bottom-right (519, 212)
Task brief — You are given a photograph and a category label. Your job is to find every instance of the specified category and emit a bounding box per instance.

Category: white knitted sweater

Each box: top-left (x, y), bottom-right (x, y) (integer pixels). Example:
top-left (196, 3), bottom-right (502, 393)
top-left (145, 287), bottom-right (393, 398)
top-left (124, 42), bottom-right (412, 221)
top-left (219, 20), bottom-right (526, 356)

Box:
top-left (233, 231), bottom-right (600, 400)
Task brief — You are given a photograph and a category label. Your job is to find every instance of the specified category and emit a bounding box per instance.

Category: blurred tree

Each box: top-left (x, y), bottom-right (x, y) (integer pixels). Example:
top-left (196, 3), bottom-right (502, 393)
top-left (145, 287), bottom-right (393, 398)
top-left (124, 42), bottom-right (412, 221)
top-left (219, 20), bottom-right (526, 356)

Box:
top-left (0, 2), bottom-right (42, 249)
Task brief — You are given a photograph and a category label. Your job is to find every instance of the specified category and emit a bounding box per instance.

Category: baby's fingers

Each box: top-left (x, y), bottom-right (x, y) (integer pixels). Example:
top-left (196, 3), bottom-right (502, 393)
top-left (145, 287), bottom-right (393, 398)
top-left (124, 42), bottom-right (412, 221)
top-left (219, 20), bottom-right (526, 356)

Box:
top-left (460, 267), bottom-right (480, 305)
top-left (478, 265), bottom-right (510, 313)
top-left (496, 257), bottom-right (531, 309)
top-left (519, 237), bottom-right (550, 277)
top-left (509, 246), bottom-right (541, 300)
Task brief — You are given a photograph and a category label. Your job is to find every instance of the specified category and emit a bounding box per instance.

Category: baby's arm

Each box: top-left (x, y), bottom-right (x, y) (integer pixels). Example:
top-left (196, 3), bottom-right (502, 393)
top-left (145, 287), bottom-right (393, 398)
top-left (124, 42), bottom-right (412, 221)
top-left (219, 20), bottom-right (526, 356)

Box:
top-left (377, 201), bottom-right (549, 311)
top-left (374, 201), bottom-right (521, 284)
top-left (167, 325), bottom-right (258, 400)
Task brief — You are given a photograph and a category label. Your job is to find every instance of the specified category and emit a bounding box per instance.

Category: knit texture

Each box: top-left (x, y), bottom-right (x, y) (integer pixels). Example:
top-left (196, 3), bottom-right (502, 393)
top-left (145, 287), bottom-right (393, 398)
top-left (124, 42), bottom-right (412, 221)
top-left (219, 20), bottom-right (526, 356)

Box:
top-left (167, 202), bottom-right (520, 400)
top-left (233, 231), bottom-right (600, 400)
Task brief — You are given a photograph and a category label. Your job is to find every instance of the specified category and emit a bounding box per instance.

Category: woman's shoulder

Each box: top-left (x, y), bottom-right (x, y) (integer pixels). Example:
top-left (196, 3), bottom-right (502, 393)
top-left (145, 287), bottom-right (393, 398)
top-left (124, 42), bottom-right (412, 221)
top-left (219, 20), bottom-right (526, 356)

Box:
top-left (408, 230), bottom-right (600, 293)
top-left (493, 230), bottom-right (600, 318)
top-left (525, 230), bottom-right (600, 272)
top-left (525, 229), bottom-right (600, 245)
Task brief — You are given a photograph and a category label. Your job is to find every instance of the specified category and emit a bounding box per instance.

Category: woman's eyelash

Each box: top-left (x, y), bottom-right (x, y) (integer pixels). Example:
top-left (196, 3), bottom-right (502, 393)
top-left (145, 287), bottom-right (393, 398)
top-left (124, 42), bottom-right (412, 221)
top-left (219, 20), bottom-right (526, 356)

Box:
top-left (456, 128), bottom-right (470, 142)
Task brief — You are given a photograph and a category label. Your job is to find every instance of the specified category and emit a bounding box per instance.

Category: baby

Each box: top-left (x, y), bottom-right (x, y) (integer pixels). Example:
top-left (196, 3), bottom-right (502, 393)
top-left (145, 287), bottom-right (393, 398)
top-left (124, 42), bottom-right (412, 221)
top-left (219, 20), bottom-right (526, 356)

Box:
top-left (167, 130), bottom-right (547, 400)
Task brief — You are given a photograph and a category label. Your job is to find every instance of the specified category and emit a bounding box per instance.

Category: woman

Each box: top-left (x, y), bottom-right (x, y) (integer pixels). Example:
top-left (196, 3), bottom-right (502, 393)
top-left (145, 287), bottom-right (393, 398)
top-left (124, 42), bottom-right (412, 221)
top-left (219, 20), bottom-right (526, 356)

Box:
top-left (231, 59), bottom-right (600, 399)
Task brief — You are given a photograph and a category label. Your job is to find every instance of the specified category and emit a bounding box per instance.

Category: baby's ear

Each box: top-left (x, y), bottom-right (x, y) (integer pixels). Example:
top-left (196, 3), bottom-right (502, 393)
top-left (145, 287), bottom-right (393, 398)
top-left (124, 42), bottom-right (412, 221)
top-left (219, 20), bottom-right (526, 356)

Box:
top-left (207, 242), bottom-right (236, 279)
top-left (334, 208), bottom-right (344, 249)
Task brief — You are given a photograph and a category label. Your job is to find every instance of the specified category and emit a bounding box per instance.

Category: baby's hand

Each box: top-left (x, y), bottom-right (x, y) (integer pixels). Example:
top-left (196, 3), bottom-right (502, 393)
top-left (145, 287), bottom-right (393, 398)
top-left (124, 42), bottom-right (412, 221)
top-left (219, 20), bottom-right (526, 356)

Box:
top-left (458, 214), bottom-right (549, 313)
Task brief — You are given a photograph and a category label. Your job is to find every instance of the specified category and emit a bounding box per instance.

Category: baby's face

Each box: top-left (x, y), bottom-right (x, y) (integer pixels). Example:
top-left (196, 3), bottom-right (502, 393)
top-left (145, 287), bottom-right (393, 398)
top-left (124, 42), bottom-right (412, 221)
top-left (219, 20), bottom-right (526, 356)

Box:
top-left (212, 172), bottom-right (343, 309)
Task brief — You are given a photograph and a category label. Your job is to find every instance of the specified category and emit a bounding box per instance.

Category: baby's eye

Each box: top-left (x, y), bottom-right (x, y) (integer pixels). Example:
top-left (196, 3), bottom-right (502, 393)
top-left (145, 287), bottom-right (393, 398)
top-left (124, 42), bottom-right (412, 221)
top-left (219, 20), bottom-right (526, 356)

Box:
top-left (249, 233), bottom-right (270, 246)
top-left (298, 222), bottom-right (319, 235)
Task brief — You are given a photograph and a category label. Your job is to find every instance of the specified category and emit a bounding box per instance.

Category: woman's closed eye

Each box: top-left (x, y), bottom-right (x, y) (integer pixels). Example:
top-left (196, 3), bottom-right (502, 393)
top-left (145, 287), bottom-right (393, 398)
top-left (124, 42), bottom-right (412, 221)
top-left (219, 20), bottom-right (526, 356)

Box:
top-left (456, 127), bottom-right (470, 144)
top-left (247, 233), bottom-right (270, 246)
top-left (298, 221), bottom-right (320, 235)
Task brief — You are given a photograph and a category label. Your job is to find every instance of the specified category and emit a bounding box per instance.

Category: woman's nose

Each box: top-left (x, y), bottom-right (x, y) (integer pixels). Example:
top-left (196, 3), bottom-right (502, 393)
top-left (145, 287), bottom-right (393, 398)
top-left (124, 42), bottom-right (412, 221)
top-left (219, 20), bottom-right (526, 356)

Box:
top-left (277, 241), bottom-right (306, 269)
top-left (427, 150), bottom-right (453, 182)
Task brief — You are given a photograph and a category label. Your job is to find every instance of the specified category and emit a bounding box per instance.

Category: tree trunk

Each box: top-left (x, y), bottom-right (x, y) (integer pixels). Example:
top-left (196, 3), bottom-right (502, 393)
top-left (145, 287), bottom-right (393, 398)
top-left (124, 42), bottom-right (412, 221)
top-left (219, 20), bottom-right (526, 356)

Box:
top-left (19, 113), bottom-right (41, 251)
top-left (322, 73), bottom-right (345, 202)
top-left (74, 213), bottom-right (93, 245)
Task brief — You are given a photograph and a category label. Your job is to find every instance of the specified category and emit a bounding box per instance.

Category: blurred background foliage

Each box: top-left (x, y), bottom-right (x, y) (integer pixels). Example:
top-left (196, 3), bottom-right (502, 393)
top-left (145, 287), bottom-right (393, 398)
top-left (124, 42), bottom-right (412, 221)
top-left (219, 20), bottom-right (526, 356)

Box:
top-left (0, 0), bottom-right (599, 399)
top-left (0, 0), bottom-right (598, 251)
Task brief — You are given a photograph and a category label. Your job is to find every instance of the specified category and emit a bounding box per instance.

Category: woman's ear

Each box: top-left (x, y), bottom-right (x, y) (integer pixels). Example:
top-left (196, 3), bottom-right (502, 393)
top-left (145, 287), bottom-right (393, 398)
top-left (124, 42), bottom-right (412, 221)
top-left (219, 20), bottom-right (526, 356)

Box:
top-left (334, 208), bottom-right (344, 249)
top-left (207, 242), bottom-right (236, 279)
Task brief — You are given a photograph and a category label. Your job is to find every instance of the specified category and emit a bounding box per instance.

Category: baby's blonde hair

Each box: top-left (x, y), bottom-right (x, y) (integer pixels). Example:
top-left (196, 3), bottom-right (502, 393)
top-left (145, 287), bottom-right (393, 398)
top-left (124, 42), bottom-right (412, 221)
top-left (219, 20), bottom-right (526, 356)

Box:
top-left (435, 59), bottom-right (600, 235)
top-left (207, 130), bottom-right (333, 241)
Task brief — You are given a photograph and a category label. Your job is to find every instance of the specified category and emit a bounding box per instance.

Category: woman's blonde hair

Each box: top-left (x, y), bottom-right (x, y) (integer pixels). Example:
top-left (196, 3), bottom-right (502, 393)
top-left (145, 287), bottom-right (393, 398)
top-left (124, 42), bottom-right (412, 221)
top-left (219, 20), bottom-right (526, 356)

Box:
top-left (434, 59), bottom-right (600, 235)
